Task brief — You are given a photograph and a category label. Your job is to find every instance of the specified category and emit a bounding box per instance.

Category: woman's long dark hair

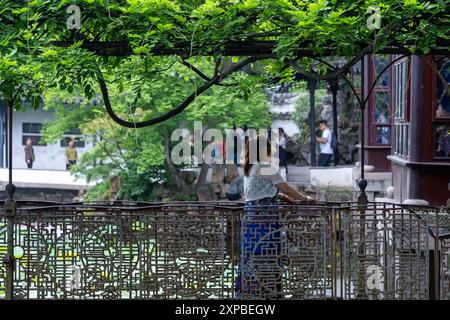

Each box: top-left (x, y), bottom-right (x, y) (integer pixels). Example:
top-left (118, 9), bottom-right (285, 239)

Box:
top-left (243, 135), bottom-right (273, 176)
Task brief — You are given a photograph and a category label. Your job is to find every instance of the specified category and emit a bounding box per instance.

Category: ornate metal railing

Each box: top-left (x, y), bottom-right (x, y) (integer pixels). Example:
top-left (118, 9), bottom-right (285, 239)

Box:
top-left (0, 201), bottom-right (448, 299)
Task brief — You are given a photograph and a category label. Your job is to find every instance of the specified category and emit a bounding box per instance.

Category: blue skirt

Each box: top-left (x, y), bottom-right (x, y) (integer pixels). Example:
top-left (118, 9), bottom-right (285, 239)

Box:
top-left (235, 197), bottom-right (283, 299)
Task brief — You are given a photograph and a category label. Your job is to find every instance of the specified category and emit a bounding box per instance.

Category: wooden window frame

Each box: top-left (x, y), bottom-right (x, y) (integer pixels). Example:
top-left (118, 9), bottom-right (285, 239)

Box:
top-left (368, 54), bottom-right (393, 146)
top-left (392, 56), bottom-right (411, 159)
top-left (431, 56), bottom-right (450, 161)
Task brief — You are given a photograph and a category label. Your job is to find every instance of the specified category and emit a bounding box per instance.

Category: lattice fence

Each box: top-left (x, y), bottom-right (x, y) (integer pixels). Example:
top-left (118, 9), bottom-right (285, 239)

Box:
top-left (0, 202), bottom-right (448, 300)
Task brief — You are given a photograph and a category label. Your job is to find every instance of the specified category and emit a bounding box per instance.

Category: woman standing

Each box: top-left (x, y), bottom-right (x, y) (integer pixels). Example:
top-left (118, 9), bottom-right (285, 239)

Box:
top-left (235, 136), bottom-right (313, 299)
top-left (65, 139), bottom-right (78, 170)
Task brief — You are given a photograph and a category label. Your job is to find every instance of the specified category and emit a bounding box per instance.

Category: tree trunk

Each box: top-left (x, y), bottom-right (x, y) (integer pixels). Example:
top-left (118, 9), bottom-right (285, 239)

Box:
top-left (195, 163), bottom-right (209, 191)
top-left (163, 127), bottom-right (194, 196)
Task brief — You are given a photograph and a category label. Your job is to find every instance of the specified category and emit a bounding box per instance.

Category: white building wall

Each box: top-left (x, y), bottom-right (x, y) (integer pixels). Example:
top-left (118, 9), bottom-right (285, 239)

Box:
top-left (12, 108), bottom-right (93, 170)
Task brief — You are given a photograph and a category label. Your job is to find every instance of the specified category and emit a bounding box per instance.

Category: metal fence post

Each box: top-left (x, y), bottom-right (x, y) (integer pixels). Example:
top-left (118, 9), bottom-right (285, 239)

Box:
top-left (357, 180), bottom-right (368, 299)
top-left (356, 55), bottom-right (368, 299)
top-left (434, 210), bottom-right (440, 300)
top-left (3, 99), bottom-right (16, 300)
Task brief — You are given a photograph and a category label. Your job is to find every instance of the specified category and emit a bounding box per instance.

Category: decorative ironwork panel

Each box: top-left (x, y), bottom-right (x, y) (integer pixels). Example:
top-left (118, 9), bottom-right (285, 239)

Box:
top-left (342, 204), bottom-right (429, 300)
top-left (147, 207), bottom-right (236, 299)
top-left (238, 205), bottom-right (333, 299)
top-left (1, 205), bottom-right (237, 299)
top-left (441, 237), bottom-right (450, 300)
top-left (1, 202), bottom-right (449, 300)
top-left (0, 218), bottom-right (6, 297)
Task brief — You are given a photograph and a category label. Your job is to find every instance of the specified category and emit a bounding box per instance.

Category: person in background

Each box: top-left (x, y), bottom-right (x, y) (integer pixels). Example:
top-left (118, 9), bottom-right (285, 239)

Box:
top-left (278, 128), bottom-right (288, 180)
top-left (316, 120), bottom-right (333, 167)
top-left (24, 138), bottom-right (35, 169)
top-left (65, 139), bottom-right (78, 170)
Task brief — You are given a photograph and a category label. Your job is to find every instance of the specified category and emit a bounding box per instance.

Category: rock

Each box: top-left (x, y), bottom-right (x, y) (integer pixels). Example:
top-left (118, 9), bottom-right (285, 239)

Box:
top-left (211, 164), bottom-right (225, 183)
top-left (278, 89), bottom-right (359, 167)
top-left (224, 164), bottom-right (239, 183)
top-left (320, 96), bottom-right (333, 125)
top-left (210, 183), bottom-right (221, 194)
top-left (220, 183), bottom-right (229, 199)
top-left (402, 199), bottom-right (429, 206)
top-left (386, 186), bottom-right (394, 199)
top-left (196, 185), bottom-right (217, 201)
top-left (286, 133), bottom-right (310, 166)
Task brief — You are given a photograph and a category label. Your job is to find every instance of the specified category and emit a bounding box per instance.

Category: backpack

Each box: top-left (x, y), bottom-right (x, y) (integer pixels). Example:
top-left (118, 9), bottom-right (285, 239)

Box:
top-left (330, 132), bottom-right (338, 150)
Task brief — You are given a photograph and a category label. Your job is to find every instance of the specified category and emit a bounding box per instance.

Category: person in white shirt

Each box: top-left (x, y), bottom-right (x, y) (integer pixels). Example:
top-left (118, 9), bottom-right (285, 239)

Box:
top-left (316, 120), bottom-right (333, 167)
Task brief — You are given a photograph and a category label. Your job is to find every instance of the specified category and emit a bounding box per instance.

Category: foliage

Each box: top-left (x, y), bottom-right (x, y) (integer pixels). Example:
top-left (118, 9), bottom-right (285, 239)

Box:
top-left (41, 59), bottom-right (271, 200)
top-left (0, 1), bottom-right (448, 199)
top-left (0, 0), bottom-right (448, 107)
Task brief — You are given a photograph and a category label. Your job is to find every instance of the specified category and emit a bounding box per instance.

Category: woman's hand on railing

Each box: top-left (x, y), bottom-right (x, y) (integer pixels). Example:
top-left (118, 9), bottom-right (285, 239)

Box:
top-left (277, 193), bottom-right (294, 203)
top-left (278, 192), bottom-right (315, 204)
top-left (302, 195), bottom-right (315, 203)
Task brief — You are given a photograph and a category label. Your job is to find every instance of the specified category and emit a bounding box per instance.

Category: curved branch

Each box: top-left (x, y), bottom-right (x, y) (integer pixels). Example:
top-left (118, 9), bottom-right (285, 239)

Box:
top-left (97, 55), bottom-right (271, 128)
top-left (180, 59), bottom-right (236, 87)
top-left (311, 54), bottom-right (410, 111)
top-left (393, 46), bottom-right (450, 99)
top-left (180, 59), bottom-right (214, 82)
top-left (417, 54), bottom-right (450, 98)
top-left (304, 57), bottom-right (363, 109)
top-left (288, 47), bottom-right (381, 85)
top-left (259, 57), bottom-right (356, 108)
top-left (289, 15), bottom-right (414, 85)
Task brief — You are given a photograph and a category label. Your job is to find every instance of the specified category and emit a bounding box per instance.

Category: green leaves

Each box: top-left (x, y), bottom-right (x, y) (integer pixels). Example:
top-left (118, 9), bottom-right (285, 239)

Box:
top-left (40, 54), bottom-right (271, 200)
top-left (2, 0), bottom-right (439, 202)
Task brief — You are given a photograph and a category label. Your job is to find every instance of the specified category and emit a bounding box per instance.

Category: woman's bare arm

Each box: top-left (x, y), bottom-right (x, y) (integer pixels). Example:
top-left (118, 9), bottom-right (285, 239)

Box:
top-left (276, 183), bottom-right (314, 202)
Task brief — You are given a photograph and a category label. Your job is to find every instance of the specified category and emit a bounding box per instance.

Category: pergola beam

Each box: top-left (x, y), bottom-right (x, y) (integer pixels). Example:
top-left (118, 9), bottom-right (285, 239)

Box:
top-left (52, 40), bottom-right (450, 57)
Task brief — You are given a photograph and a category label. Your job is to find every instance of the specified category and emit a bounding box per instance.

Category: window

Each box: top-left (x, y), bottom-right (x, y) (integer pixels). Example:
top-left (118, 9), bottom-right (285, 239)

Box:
top-left (432, 56), bottom-right (450, 159)
top-left (22, 123), bottom-right (47, 146)
top-left (64, 128), bottom-right (82, 135)
top-left (392, 57), bottom-right (410, 158)
top-left (369, 55), bottom-right (392, 145)
top-left (60, 128), bottom-right (85, 148)
top-left (434, 124), bottom-right (450, 159)
top-left (60, 136), bottom-right (85, 148)
top-left (374, 54), bottom-right (390, 87)
top-left (435, 57), bottom-right (450, 119)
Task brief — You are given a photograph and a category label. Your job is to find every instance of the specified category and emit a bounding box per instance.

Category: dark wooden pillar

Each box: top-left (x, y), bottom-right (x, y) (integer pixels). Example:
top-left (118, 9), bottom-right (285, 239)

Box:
top-left (308, 78), bottom-right (317, 166)
top-left (408, 55), bottom-right (426, 199)
top-left (329, 78), bottom-right (339, 165)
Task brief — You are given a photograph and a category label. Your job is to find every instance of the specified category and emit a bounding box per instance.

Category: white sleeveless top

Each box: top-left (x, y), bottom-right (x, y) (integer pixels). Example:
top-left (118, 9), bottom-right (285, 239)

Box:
top-left (243, 163), bottom-right (285, 202)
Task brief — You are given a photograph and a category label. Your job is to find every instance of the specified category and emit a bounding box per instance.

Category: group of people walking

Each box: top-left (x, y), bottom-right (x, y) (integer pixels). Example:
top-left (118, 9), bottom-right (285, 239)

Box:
top-left (24, 138), bottom-right (78, 170)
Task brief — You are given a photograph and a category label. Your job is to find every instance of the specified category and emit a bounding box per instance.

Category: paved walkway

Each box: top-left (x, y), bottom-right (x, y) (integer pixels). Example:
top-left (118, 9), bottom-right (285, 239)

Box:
top-left (0, 168), bottom-right (93, 190)
top-left (0, 166), bottom-right (312, 191)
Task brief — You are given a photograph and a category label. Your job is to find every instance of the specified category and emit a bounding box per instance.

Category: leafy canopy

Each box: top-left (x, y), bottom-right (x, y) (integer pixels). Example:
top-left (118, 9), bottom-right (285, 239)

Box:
top-left (41, 58), bottom-right (271, 201)
top-left (0, 0), bottom-right (448, 109)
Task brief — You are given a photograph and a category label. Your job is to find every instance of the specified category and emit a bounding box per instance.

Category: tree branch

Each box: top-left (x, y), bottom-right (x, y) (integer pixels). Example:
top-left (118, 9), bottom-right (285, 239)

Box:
top-left (97, 55), bottom-right (272, 128)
